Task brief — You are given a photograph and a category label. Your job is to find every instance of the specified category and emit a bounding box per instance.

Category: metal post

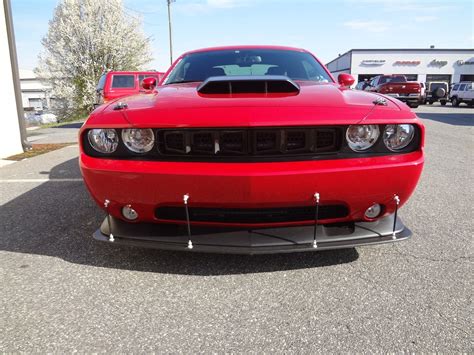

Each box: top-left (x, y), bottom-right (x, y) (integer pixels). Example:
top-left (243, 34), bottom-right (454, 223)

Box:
top-left (183, 194), bottom-right (193, 249)
top-left (167, 0), bottom-right (175, 66)
top-left (104, 199), bottom-right (114, 242)
top-left (313, 192), bottom-right (320, 248)
top-left (392, 194), bottom-right (400, 239)
top-left (4, 0), bottom-right (31, 151)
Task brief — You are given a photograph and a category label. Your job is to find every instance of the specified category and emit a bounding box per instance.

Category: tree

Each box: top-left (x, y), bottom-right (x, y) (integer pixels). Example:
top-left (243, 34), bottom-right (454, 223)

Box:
top-left (36, 0), bottom-right (153, 118)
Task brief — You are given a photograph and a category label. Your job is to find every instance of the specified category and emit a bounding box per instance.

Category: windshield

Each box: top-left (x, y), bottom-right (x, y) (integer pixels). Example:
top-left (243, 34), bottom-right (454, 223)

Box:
top-left (165, 49), bottom-right (333, 84)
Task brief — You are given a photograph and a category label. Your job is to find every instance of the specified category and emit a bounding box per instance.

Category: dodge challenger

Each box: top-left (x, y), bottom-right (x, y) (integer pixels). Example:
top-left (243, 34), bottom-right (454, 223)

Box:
top-left (80, 45), bottom-right (424, 254)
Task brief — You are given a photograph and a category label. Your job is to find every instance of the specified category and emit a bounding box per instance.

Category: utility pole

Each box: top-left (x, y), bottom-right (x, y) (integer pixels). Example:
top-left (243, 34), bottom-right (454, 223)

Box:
top-left (167, 0), bottom-right (175, 66)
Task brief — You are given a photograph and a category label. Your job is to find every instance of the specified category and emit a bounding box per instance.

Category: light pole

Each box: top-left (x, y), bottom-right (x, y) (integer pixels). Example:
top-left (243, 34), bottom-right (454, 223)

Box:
top-left (167, 0), bottom-right (175, 66)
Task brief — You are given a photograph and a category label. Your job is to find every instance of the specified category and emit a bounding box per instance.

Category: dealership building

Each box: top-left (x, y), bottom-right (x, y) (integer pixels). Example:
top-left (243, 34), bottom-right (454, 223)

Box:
top-left (326, 48), bottom-right (474, 86)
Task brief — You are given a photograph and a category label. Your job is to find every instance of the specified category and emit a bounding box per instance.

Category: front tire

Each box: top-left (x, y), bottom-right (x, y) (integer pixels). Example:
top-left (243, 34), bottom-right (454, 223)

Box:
top-left (451, 97), bottom-right (459, 107)
top-left (440, 100), bottom-right (446, 106)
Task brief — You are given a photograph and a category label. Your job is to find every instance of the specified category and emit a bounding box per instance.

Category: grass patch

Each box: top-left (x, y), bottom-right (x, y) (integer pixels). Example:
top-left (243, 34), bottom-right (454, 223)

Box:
top-left (39, 118), bottom-right (86, 129)
top-left (5, 143), bottom-right (75, 161)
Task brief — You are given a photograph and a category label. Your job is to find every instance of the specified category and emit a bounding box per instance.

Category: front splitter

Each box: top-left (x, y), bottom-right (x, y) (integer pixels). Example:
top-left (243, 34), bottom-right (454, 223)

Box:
top-left (92, 214), bottom-right (411, 254)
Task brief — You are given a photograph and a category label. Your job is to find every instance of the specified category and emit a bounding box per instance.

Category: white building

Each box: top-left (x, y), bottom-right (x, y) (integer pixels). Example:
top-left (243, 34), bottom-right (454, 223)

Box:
top-left (326, 48), bottom-right (474, 86)
top-left (19, 69), bottom-right (52, 111)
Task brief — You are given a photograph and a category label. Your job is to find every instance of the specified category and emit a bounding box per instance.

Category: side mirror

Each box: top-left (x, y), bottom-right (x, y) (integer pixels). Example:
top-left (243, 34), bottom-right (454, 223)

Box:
top-left (142, 77), bottom-right (157, 90)
top-left (338, 73), bottom-right (355, 87)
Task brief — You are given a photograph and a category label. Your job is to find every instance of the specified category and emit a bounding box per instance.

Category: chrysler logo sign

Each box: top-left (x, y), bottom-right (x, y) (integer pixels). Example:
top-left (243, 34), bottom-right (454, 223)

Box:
top-left (361, 60), bottom-right (386, 65)
top-left (457, 60), bottom-right (474, 65)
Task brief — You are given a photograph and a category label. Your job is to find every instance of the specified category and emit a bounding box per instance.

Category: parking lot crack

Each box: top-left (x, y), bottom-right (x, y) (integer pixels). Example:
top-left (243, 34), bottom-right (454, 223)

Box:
top-left (427, 305), bottom-right (471, 338)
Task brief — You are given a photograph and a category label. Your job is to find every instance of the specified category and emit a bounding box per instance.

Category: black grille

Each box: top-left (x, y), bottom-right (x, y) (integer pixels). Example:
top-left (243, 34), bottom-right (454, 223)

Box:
top-left (157, 127), bottom-right (341, 159)
top-left (163, 131), bottom-right (186, 153)
top-left (192, 131), bottom-right (214, 154)
top-left (317, 129), bottom-right (337, 151)
top-left (256, 130), bottom-right (279, 153)
top-left (155, 205), bottom-right (349, 224)
top-left (286, 130), bottom-right (306, 151)
top-left (220, 131), bottom-right (246, 154)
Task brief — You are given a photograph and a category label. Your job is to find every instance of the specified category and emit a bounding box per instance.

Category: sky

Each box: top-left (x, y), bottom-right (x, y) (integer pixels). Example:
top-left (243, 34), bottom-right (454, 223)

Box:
top-left (11, 0), bottom-right (474, 72)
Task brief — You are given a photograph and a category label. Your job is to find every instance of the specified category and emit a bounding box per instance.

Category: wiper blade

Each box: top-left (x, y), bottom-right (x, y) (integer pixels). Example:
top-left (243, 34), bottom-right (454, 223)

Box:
top-left (166, 80), bottom-right (200, 85)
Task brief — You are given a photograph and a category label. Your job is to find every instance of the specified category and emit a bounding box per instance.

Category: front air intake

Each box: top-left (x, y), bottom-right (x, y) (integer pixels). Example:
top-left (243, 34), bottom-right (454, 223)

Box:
top-left (197, 75), bottom-right (300, 94)
top-left (156, 205), bottom-right (349, 224)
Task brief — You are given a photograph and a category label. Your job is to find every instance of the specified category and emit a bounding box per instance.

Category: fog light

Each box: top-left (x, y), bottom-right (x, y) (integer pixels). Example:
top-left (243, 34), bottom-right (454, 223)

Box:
top-left (365, 204), bottom-right (382, 219)
top-left (122, 205), bottom-right (138, 220)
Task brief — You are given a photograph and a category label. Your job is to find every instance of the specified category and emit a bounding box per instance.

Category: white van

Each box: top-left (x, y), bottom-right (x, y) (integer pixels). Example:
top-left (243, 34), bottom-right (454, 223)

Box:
top-left (449, 82), bottom-right (474, 107)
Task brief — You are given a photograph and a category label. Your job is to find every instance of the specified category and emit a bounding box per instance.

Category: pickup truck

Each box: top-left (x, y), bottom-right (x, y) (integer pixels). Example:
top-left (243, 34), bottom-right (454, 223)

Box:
top-left (95, 71), bottom-right (164, 107)
top-left (364, 75), bottom-right (422, 108)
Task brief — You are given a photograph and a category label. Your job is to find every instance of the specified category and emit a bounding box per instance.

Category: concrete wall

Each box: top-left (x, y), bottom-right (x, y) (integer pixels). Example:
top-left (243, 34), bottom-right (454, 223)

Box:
top-left (0, 0), bottom-right (23, 159)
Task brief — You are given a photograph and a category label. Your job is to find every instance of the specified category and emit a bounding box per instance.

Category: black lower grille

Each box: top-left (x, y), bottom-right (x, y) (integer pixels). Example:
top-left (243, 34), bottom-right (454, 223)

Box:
top-left (155, 205), bottom-right (349, 224)
top-left (157, 127), bottom-right (341, 160)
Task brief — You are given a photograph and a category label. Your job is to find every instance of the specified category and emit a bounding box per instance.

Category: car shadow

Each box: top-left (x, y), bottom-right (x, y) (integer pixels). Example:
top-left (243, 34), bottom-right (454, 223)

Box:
top-left (0, 158), bottom-right (359, 276)
top-left (416, 111), bottom-right (474, 126)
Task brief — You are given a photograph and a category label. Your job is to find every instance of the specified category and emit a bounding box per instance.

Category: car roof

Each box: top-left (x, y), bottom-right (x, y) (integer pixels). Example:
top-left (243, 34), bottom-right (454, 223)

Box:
top-left (182, 45), bottom-right (309, 56)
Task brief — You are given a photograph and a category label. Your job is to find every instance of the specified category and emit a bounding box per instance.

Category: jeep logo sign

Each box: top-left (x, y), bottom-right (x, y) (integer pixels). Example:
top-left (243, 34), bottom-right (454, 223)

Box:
top-left (429, 59), bottom-right (448, 67)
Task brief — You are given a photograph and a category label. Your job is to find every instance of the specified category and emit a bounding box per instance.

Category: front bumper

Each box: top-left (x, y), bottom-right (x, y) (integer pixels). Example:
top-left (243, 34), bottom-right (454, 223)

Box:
top-left (93, 213), bottom-right (411, 254)
top-left (386, 93), bottom-right (421, 102)
top-left (80, 152), bottom-right (424, 228)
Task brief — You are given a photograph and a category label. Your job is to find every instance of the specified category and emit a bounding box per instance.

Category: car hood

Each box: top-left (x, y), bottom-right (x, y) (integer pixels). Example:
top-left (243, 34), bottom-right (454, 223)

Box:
top-left (98, 81), bottom-right (412, 128)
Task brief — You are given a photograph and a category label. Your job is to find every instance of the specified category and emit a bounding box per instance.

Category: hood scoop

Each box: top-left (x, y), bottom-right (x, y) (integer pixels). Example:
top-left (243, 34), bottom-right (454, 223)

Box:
top-left (197, 75), bottom-right (300, 95)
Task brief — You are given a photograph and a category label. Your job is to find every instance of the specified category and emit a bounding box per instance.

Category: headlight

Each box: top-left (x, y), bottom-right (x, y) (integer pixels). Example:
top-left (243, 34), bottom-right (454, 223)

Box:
top-left (346, 125), bottom-right (380, 151)
top-left (87, 129), bottom-right (119, 153)
top-left (122, 128), bottom-right (155, 153)
top-left (383, 124), bottom-right (415, 151)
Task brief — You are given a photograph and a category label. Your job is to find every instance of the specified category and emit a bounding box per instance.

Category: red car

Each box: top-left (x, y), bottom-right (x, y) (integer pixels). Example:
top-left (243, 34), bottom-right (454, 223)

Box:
top-left (95, 71), bottom-right (164, 105)
top-left (80, 46), bottom-right (424, 254)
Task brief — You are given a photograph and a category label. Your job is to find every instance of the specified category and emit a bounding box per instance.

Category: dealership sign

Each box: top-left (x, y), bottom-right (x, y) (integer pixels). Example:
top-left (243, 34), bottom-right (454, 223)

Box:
top-left (429, 59), bottom-right (448, 67)
top-left (361, 60), bottom-right (386, 65)
top-left (457, 60), bottom-right (474, 65)
top-left (394, 60), bottom-right (421, 65)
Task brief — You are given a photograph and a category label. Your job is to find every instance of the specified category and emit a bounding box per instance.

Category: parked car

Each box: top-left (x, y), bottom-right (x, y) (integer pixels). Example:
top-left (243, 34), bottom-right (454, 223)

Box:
top-left (419, 82), bottom-right (426, 104)
top-left (449, 82), bottom-right (474, 107)
top-left (355, 80), bottom-right (370, 90)
top-left (95, 71), bottom-right (164, 106)
top-left (425, 81), bottom-right (449, 105)
top-left (364, 75), bottom-right (422, 108)
top-left (24, 111), bottom-right (58, 125)
top-left (80, 45), bottom-right (424, 254)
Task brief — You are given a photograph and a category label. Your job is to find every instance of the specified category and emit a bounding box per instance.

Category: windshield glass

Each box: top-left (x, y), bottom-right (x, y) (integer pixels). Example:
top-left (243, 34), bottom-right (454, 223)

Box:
top-left (165, 49), bottom-right (333, 84)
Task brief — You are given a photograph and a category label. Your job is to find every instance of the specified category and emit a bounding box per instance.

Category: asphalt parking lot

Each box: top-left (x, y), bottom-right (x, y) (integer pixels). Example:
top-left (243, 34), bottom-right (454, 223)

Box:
top-left (1, 104), bottom-right (472, 352)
